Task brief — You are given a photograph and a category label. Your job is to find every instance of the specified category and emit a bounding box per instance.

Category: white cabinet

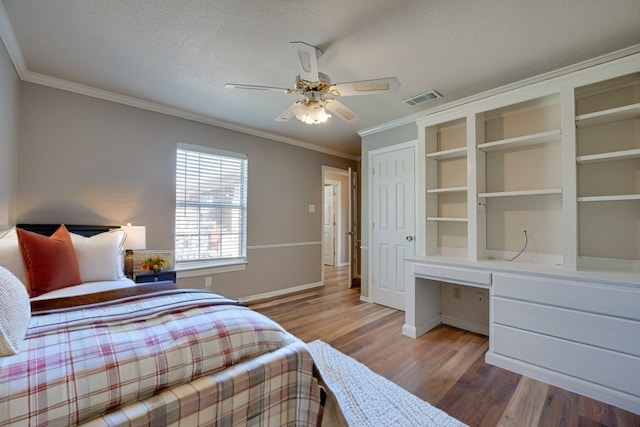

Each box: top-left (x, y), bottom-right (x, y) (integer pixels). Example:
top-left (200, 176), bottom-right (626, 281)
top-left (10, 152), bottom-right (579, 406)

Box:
top-left (405, 51), bottom-right (640, 415)
top-left (488, 272), bottom-right (640, 413)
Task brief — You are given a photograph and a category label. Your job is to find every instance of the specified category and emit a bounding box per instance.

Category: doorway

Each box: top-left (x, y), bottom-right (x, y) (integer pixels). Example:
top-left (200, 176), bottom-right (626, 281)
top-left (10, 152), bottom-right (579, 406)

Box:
top-left (322, 166), bottom-right (358, 287)
top-left (323, 183), bottom-right (337, 266)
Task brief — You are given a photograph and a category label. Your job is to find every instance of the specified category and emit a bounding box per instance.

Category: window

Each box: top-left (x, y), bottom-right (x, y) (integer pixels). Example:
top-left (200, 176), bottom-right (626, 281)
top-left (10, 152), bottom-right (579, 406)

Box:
top-left (175, 144), bottom-right (247, 269)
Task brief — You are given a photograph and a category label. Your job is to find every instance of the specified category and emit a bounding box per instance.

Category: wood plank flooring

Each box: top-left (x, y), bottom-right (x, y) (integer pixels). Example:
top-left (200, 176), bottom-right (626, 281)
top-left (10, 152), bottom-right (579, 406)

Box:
top-left (249, 266), bottom-right (640, 427)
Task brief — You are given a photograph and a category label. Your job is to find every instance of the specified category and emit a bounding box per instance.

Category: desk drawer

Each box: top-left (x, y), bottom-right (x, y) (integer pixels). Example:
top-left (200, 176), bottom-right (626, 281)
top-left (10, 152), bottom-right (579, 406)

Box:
top-left (413, 263), bottom-right (491, 287)
top-left (492, 273), bottom-right (640, 320)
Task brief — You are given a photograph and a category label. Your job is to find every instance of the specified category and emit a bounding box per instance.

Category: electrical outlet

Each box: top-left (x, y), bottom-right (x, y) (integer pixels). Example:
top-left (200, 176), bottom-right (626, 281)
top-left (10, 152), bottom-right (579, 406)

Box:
top-left (453, 287), bottom-right (462, 300)
top-left (475, 290), bottom-right (487, 305)
top-left (205, 277), bottom-right (212, 288)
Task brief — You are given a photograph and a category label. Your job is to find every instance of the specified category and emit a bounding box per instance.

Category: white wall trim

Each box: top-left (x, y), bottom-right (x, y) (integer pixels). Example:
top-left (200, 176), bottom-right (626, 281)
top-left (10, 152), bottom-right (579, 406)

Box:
top-left (357, 44), bottom-right (640, 138)
top-left (176, 262), bottom-right (247, 278)
top-left (247, 241), bottom-right (321, 250)
top-left (239, 281), bottom-right (323, 303)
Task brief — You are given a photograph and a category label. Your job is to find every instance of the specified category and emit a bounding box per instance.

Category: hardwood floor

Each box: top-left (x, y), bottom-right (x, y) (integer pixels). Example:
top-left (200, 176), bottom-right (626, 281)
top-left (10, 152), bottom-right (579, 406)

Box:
top-left (249, 266), bottom-right (640, 427)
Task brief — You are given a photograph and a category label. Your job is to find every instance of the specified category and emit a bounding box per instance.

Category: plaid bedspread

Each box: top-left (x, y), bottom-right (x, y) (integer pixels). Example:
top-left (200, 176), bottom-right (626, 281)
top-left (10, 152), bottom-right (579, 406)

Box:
top-left (0, 290), bottom-right (321, 426)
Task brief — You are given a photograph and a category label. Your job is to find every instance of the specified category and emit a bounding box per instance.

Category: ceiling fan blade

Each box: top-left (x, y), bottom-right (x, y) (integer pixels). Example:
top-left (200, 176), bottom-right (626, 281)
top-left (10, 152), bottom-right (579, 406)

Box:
top-left (325, 99), bottom-right (358, 122)
top-left (330, 77), bottom-right (401, 97)
top-left (224, 83), bottom-right (294, 93)
top-left (289, 41), bottom-right (320, 82)
top-left (276, 102), bottom-right (299, 122)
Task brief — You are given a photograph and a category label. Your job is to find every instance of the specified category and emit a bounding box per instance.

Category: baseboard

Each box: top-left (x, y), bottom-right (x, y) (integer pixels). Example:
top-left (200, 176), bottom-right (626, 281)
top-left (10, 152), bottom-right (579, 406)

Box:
top-left (359, 296), bottom-right (372, 303)
top-left (402, 324), bottom-right (419, 338)
top-left (441, 315), bottom-right (489, 336)
top-left (403, 315), bottom-right (442, 338)
top-left (485, 351), bottom-right (640, 415)
top-left (239, 281), bottom-right (323, 303)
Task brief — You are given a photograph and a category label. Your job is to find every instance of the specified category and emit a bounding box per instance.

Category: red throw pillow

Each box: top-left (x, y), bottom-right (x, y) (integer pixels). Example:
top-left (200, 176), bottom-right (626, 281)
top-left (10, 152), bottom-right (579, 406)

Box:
top-left (17, 225), bottom-right (82, 297)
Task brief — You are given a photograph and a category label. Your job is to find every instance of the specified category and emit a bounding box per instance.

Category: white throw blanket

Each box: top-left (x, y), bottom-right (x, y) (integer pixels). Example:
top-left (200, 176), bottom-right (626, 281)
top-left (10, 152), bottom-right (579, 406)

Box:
top-left (306, 340), bottom-right (468, 427)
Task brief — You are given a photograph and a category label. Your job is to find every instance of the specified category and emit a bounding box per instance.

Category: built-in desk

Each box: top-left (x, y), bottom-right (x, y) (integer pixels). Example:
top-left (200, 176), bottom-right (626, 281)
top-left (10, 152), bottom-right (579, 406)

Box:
top-left (402, 258), bottom-right (492, 338)
top-left (403, 255), bottom-right (640, 415)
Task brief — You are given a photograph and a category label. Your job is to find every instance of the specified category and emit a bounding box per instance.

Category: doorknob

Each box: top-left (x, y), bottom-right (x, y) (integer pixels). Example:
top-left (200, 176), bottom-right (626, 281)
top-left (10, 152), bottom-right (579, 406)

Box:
top-left (346, 231), bottom-right (355, 236)
top-left (405, 235), bottom-right (414, 241)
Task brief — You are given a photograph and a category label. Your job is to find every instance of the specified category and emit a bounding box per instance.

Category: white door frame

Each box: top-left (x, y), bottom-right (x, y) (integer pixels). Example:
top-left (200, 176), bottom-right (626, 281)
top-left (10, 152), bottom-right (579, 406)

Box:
top-left (322, 166), bottom-right (350, 282)
top-left (367, 140), bottom-right (418, 306)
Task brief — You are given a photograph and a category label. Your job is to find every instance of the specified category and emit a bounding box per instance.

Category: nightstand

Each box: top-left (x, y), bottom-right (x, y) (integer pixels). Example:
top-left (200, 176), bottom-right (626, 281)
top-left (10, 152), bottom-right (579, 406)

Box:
top-left (134, 270), bottom-right (176, 283)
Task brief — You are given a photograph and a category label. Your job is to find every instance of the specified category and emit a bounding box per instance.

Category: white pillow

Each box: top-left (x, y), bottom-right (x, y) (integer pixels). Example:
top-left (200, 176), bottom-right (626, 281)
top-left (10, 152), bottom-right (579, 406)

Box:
top-left (0, 228), bottom-right (29, 287)
top-left (71, 229), bottom-right (126, 282)
top-left (0, 266), bottom-right (31, 356)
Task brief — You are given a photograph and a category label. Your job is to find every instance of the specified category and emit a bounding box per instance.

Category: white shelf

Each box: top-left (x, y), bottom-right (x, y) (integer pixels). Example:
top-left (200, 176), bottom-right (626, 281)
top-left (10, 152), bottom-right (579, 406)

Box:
top-left (427, 186), bottom-right (468, 194)
top-left (575, 102), bottom-right (640, 128)
top-left (426, 217), bottom-right (468, 222)
top-left (576, 148), bottom-right (640, 165)
top-left (479, 188), bottom-right (563, 198)
top-left (426, 147), bottom-right (467, 160)
top-left (478, 129), bottom-right (562, 152)
top-left (577, 194), bottom-right (640, 202)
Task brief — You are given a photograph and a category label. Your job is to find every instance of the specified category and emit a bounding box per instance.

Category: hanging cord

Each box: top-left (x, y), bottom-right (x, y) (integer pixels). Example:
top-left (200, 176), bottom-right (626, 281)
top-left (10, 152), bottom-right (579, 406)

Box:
top-left (505, 230), bottom-right (528, 262)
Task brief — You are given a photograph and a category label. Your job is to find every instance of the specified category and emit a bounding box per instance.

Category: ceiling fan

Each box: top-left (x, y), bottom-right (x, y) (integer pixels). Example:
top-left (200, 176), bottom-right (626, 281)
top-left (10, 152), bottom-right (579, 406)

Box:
top-left (224, 42), bottom-right (401, 124)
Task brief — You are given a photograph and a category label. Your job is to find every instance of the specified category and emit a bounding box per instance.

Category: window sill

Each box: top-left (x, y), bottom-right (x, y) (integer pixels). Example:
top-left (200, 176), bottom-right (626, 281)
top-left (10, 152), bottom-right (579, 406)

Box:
top-left (175, 260), bottom-right (247, 278)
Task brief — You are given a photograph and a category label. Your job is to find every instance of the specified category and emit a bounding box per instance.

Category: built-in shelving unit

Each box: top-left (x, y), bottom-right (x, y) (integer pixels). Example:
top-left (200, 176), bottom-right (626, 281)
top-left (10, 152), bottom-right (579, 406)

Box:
top-left (415, 63), bottom-right (640, 272)
top-left (476, 95), bottom-right (563, 264)
top-left (405, 49), bottom-right (640, 415)
top-left (575, 72), bottom-right (640, 270)
top-left (421, 117), bottom-right (469, 257)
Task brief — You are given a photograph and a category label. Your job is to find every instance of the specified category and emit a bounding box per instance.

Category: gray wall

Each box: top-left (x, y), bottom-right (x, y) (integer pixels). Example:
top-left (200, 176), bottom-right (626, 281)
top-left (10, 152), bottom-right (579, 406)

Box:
top-left (0, 40), bottom-right (20, 229)
top-left (17, 82), bottom-right (357, 298)
top-left (360, 122), bottom-right (418, 299)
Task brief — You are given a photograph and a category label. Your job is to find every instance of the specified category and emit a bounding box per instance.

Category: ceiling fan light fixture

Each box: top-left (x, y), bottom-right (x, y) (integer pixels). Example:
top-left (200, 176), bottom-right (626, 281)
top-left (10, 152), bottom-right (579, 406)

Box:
top-left (294, 102), bottom-right (331, 124)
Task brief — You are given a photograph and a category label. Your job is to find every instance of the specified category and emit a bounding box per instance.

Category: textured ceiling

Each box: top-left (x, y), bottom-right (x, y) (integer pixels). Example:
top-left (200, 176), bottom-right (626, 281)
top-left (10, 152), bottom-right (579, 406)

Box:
top-left (2, 0), bottom-right (640, 157)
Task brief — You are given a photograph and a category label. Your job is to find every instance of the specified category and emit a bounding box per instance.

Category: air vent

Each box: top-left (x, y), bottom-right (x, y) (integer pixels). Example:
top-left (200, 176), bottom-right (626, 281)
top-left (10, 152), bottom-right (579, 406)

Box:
top-left (403, 90), bottom-right (442, 106)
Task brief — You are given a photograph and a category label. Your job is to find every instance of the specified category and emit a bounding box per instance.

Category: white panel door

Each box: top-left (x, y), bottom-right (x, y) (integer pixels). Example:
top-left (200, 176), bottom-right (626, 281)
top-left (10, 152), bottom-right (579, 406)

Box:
top-left (371, 145), bottom-right (415, 310)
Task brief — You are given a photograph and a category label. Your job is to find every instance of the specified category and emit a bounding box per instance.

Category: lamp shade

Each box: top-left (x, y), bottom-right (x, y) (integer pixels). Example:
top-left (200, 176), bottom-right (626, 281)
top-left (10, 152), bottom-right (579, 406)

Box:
top-left (122, 224), bottom-right (146, 250)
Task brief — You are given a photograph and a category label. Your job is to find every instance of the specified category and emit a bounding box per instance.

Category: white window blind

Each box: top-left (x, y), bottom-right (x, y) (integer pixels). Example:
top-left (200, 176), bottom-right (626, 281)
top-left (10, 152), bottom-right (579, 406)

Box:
top-left (175, 144), bottom-right (247, 266)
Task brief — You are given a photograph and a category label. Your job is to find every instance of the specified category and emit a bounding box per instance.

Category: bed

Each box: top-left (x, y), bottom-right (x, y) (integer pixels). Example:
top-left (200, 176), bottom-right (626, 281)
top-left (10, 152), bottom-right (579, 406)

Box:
top-left (0, 224), bottom-right (323, 426)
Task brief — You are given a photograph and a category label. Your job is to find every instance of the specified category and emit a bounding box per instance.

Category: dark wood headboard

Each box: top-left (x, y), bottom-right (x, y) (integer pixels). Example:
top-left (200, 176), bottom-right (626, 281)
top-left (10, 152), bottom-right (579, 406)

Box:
top-left (16, 224), bottom-right (118, 237)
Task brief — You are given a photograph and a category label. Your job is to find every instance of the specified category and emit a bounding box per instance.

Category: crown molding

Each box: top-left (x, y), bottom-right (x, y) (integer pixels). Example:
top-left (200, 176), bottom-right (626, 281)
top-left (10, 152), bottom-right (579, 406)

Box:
top-left (0, 1), bottom-right (26, 78)
top-left (358, 43), bottom-right (640, 138)
top-left (22, 70), bottom-right (359, 161)
top-left (0, 4), bottom-right (357, 161)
